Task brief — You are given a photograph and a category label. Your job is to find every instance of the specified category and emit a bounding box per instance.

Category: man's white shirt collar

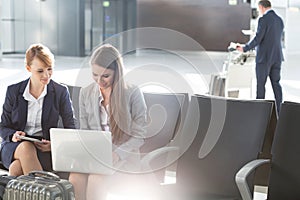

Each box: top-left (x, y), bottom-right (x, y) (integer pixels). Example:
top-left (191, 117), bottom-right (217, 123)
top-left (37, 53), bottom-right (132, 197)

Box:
top-left (264, 8), bottom-right (272, 15)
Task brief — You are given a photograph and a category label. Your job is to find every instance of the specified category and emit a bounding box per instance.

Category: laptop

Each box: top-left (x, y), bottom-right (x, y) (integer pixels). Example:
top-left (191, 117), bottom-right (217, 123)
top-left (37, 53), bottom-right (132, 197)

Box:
top-left (50, 128), bottom-right (114, 175)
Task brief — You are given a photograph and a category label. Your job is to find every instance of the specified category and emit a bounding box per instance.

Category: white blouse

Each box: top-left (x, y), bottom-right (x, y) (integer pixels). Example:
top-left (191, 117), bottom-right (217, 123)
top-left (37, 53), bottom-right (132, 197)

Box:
top-left (23, 80), bottom-right (47, 136)
top-left (99, 94), bottom-right (110, 132)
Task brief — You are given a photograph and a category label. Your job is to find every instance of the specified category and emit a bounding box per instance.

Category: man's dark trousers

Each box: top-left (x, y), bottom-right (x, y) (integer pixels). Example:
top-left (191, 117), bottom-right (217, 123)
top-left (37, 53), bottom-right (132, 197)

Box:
top-left (256, 62), bottom-right (282, 115)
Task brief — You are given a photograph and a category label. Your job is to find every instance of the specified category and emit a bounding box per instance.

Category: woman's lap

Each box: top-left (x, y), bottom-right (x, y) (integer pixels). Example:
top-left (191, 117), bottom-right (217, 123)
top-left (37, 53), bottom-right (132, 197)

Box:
top-left (0, 142), bottom-right (52, 171)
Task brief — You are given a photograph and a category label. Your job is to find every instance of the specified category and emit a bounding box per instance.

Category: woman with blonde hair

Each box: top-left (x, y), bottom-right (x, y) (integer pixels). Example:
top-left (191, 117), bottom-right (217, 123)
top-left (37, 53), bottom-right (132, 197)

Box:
top-left (0, 43), bottom-right (76, 176)
top-left (69, 44), bottom-right (147, 200)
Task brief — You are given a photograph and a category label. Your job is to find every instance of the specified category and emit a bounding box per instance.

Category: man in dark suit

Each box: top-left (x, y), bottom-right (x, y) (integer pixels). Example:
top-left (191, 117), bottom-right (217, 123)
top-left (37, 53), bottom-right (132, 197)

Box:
top-left (237, 0), bottom-right (284, 115)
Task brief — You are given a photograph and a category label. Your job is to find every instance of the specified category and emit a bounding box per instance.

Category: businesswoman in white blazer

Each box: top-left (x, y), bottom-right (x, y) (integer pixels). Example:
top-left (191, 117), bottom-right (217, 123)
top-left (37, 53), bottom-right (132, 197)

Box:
top-left (69, 44), bottom-right (147, 200)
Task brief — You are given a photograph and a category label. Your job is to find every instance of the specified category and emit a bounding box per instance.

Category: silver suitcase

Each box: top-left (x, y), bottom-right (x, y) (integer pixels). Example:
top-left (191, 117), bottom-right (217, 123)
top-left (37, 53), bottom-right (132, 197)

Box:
top-left (3, 171), bottom-right (74, 200)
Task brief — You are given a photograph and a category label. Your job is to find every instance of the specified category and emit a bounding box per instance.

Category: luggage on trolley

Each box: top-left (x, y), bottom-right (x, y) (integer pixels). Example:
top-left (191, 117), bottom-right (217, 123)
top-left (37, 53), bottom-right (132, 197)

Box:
top-left (209, 42), bottom-right (255, 98)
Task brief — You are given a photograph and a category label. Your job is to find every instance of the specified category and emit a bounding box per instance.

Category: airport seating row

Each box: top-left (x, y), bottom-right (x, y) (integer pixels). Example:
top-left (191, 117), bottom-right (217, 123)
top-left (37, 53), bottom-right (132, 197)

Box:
top-left (101, 93), bottom-right (300, 200)
top-left (140, 94), bottom-right (273, 200)
top-left (140, 95), bottom-right (300, 200)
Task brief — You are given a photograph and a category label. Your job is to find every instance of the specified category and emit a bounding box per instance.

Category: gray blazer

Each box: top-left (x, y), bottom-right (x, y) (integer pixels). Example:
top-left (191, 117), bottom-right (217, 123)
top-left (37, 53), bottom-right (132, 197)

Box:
top-left (79, 82), bottom-right (147, 161)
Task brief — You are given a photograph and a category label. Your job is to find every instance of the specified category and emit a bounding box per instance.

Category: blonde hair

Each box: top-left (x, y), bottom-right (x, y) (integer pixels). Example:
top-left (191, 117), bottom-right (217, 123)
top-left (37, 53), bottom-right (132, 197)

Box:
top-left (25, 43), bottom-right (54, 67)
top-left (90, 44), bottom-right (129, 144)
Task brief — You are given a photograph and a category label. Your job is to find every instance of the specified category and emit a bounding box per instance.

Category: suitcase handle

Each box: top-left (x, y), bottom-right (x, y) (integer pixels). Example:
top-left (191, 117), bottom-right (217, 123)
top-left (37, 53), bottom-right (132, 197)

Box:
top-left (28, 171), bottom-right (60, 181)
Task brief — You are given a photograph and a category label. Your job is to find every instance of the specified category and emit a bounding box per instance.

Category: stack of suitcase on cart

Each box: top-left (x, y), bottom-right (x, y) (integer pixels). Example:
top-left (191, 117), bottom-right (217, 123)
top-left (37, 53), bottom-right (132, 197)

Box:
top-left (209, 44), bottom-right (254, 97)
top-left (0, 171), bottom-right (74, 200)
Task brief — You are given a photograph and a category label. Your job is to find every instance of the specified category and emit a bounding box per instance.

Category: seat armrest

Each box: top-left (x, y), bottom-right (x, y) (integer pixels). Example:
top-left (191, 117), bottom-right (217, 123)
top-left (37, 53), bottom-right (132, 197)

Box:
top-left (141, 146), bottom-right (179, 171)
top-left (235, 159), bottom-right (270, 200)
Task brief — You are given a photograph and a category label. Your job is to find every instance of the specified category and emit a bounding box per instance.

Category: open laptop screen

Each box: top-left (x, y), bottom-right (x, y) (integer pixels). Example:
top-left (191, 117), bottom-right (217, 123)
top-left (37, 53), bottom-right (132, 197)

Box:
top-left (50, 128), bottom-right (114, 175)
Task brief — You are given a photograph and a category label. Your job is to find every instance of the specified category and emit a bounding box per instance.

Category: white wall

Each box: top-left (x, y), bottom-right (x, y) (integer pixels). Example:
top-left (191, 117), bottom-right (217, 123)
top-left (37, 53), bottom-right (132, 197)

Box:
top-left (285, 8), bottom-right (300, 53)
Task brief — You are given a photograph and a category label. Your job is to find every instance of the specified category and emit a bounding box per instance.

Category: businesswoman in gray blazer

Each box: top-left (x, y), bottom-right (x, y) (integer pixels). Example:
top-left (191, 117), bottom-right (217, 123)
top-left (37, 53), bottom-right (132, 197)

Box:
top-left (69, 44), bottom-right (147, 200)
top-left (0, 44), bottom-right (76, 176)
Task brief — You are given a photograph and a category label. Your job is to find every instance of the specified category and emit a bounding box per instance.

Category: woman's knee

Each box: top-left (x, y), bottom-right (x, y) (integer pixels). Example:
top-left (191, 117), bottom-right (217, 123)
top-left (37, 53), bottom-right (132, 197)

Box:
top-left (69, 173), bottom-right (88, 184)
top-left (9, 160), bottom-right (23, 176)
top-left (14, 141), bottom-right (37, 158)
top-left (88, 174), bottom-right (105, 185)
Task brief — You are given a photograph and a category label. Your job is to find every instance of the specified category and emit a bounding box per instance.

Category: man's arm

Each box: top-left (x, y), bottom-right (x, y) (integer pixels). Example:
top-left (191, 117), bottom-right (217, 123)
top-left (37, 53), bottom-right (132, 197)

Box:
top-left (243, 16), bottom-right (267, 52)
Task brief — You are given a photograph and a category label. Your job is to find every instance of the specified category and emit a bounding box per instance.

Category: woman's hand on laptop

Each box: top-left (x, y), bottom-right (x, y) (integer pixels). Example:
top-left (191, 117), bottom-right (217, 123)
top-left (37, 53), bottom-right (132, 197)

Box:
top-left (34, 139), bottom-right (51, 152)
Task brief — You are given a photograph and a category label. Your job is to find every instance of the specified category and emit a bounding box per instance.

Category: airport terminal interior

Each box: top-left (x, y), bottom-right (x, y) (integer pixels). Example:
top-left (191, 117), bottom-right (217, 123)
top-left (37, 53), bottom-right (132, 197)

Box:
top-left (0, 0), bottom-right (300, 200)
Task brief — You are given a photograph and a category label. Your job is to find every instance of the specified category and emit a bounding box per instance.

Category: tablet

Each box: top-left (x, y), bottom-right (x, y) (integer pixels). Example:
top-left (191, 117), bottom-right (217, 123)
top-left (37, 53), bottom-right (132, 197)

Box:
top-left (17, 135), bottom-right (44, 143)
